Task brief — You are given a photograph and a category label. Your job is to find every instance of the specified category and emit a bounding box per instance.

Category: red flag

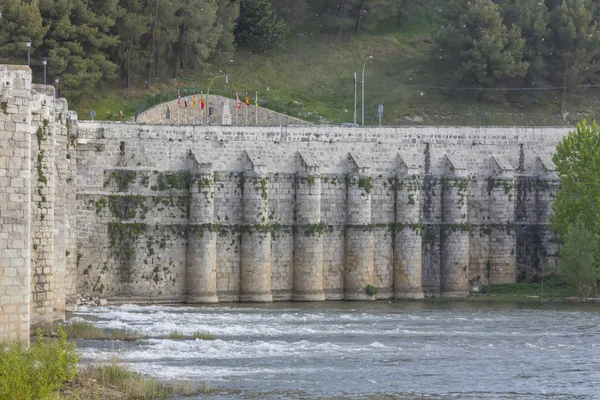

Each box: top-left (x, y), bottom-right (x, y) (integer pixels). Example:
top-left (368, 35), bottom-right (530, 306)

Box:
top-left (245, 92), bottom-right (250, 107)
top-left (236, 92), bottom-right (242, 110)
top-left (200, 97), bottom-right (205, 110)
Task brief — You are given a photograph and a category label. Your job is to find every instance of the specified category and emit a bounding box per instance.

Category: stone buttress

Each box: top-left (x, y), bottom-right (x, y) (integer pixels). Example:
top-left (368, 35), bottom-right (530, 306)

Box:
top-left (344, 153), bottom-right (375, 300)
top-left (240, 151), bottom-right (272, 302)
top-left (394, 152), bottom-right (424, 299)
top-left (441, 154), bottom-right (470, 296)
top-left (186, 151), bottom-right (218, 303)
top-left (488, 156), bottom-right (517, 284)
top-left (293, 152), bottom-right (325, 301)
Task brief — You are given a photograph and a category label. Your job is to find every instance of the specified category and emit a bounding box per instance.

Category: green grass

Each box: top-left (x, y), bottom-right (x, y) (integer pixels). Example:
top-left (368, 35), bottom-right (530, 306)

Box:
top-left (38, 321), bottom-right (145, 341)
top-left (77, 2), bottom-right (600, 127)
top-left (480, 275), bottom-right (579, 300)
top-left (163, 330), bottom-right (215, 340)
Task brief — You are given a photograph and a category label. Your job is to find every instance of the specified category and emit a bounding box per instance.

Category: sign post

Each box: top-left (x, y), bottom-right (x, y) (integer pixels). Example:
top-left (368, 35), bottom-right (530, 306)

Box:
top-left (378, 104), bottom-right (384, 126)
top-left (90, 111), bottom-right (96, 121)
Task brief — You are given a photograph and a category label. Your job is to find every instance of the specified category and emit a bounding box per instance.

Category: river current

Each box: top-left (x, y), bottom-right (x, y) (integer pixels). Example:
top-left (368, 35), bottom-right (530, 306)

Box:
top-left (72, 301), bottom-right (600, 399)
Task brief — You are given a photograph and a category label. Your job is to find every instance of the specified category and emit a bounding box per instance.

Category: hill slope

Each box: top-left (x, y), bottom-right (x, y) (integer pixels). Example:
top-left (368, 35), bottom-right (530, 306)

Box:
top-left (78, 3), bottom-right (600, 127)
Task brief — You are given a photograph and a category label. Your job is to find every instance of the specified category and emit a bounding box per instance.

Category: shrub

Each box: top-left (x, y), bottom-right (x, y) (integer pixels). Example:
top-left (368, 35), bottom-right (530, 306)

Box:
top-left (365, 284), bottom-right (377, 297)
top-left (0, 327), bottom-right (79, 400)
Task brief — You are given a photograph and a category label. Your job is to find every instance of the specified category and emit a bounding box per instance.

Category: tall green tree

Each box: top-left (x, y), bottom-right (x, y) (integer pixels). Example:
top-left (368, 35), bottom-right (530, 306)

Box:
top-left (0, 0), bottom-right (47, 65)
top-left (213, 0), bottom-right (240, 61)
top-left (37, 0), bottom-right (121, 102)
top-left (552, 120), bottom-right (600, 297)
top-left (552, 120), bottom-right (600, 239)
top-left (498, 0), bottom-right (552, 84)
top-left (546, 0), bottom-right (600, 87)
top-left (270, 0), bottom-right (307, 27)
top-left (433, 0), bottom-right (528, 88)
top-left (235, 0), bottom-right (288, 51)
top-left (115, 0), bottom-right (150, 88)
top-left (172, 0), bottom-right (223, 78)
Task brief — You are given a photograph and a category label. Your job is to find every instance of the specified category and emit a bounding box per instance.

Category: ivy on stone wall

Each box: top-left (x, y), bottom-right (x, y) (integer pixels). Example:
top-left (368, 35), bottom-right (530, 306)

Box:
top-left (104, 170), bottom-right (137, 192)
top-left (107, 222), bottom-right (145, 282)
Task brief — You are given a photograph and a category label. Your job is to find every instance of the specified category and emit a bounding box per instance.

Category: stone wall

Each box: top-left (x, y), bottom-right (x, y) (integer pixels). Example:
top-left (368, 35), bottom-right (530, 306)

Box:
top-left (72, 122), bottom-right (569, 303)
top-left (136, 95), bottom-right (310, 127)
top-left (0, 64), bottom-right (577, 342)
top-left (0, 66), bottom-right (76, 343)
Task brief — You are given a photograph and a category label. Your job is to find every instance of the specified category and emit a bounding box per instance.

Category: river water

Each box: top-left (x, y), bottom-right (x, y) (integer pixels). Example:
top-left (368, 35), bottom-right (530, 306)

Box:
top-left (72, 301), bottom-right (600, 400)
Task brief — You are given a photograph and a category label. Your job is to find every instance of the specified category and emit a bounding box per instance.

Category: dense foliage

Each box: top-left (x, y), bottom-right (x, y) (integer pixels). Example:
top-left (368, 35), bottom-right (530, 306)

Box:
top-left (435, 0), bottom-right (600, 88)
top-left (0, 328), bottom-right (79, 400)
top-left (2, 0), bottom-right (600, 107)
top-left (552, 120), bottom-right (600, 296)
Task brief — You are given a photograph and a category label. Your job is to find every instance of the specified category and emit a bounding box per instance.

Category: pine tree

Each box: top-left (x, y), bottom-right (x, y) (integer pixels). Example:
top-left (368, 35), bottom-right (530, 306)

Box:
top-left (270, 0), bottom-right (307, 28)
top-left (0, 0), bottom-right (47, 65)
top-left (213, 0), bottom-right (240, 62)
top-left (433, 0), bottom-right (528, 88)
top-left (235, 0), bottom-right (288, 51)
top-left (116, 0), bottom-right (151, 88)
top-left (172, 0), bottom-right (222, 78)
top-left (499, 0), bottom-right (551, 84)
top-left (37, 0), bottom-right (121, 102)
top-left (546, 0), bottom-right (600, 87)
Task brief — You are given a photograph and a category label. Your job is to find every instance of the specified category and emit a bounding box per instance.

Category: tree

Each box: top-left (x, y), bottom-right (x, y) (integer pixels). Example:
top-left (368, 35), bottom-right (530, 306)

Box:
top-left (559, 218), bottom-right (600, 297)
top-left (546, 0), bottom-right (600, 87)
top-left (115, 0), bottom-right (151, 88)
top-left (172, 0), bottom-right (222, 78)
top-left (37, 0), bottom-right (121, 102)
top-left (499, 0), bottom-right (552, 84)
top-left (212, 0), bottom-right (240, 62)
top-left (270, 0), bottom-right (307, 28)
top-left (552, 120), bottom-right (600, 239)
top-left (235, 0), bottom-right (288, 51)
top-left (0, 0), bottom-right (47, 65)
top-left (433, 0), bottom-right (528, 88)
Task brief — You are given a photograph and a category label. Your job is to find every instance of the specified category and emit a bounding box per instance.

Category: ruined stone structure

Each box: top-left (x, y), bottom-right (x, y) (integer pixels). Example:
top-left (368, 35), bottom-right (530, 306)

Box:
top-left (0, 64), bottom-right (569, 344)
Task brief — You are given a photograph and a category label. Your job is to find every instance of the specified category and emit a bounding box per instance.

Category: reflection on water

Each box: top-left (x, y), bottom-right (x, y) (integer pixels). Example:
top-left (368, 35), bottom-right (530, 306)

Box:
top-left (73, 301), bottom-right (600, 399)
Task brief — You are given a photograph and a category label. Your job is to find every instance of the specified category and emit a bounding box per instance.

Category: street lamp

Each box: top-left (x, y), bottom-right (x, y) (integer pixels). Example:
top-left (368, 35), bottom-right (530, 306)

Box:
top-left (361, 55), bottom-right (373, 126)
top-left (42, 57), bottom-right (47, 84)
top-left (26, 39), bottom-right (32, 67)
top-left (54, 76), bottom-right (59, 98)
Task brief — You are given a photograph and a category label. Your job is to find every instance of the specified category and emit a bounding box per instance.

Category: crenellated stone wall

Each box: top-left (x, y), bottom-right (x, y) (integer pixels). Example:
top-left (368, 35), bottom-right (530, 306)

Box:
top-left (0, 64), bottom-right (578, 343)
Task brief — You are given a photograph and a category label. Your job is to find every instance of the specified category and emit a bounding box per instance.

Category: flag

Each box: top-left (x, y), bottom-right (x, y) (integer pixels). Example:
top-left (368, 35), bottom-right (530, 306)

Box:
top-left (255, 92), bottom-right (258, 107)
top-left (200, 96), bottom-right (205, 110)
top-left (184, 90), bottom-right (188, 108)
top-left (236, 92), bottom-right (242, 110)
top-left (177, 89), bottom-right (181, 107)
top-left (245, 92), bottom-right (250, 107)
top-left (192, 95), bottom-right (197, 109)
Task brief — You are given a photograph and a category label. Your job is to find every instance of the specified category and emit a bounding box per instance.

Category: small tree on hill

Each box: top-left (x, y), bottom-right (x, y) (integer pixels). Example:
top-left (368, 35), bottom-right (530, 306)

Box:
top-left (433, 0), bottom-right (528, 88)
top-left (235, 0), bottom-right (288, 52)
top-left (552, 120), bottom-right (600, 296)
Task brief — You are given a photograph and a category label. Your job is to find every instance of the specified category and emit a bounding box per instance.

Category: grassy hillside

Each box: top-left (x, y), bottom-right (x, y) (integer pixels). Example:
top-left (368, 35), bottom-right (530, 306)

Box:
top-left (78, 2), bottom-right (600, 126)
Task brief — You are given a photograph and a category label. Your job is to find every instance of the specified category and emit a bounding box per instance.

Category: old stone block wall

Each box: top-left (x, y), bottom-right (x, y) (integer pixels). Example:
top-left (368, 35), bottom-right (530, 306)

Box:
top-left (0, 66), bottom-right (76, 343)
top-left (0, 64), bottom-right (579, 341)
top-left (70, 122), bottom-right (570, 305)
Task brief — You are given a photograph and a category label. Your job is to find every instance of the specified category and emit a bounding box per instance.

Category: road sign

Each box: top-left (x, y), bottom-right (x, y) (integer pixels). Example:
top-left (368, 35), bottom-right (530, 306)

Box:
top-left (226, 74), bottom-right (232, 83)
top-left (378, 104), bottom-right (384, 116)
top-left (90, 110), bottom-right (96, 120)
top-left (209, 107), bottom-right (214, 116)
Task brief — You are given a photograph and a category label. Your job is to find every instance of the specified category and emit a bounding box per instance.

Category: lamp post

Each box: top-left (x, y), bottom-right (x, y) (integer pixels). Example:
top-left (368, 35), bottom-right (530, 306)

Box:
top-left (42, 58), bottom-right (47, 84)
top-left (54, 76), bottom-right (59, 98)
top-left (26, 39), bottom-right (31, 67)
top-left (361, 55), bottom-right (373, 126)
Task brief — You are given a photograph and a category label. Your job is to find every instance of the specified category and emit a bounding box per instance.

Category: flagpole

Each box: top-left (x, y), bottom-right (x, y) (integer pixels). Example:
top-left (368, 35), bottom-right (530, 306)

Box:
top-left (245, 104), bottom-right (248, 126)
top-left (353, 72), bottom-right (357, 125)
top-left (255, 91), bottom-right (258, 126)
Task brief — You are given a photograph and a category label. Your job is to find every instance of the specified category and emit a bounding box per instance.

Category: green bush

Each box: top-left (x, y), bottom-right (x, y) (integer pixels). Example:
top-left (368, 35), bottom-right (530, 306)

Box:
top-left (365, 284), bottom-right (377, 297)
top-left (0, 327), bottom-right (79, 400)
